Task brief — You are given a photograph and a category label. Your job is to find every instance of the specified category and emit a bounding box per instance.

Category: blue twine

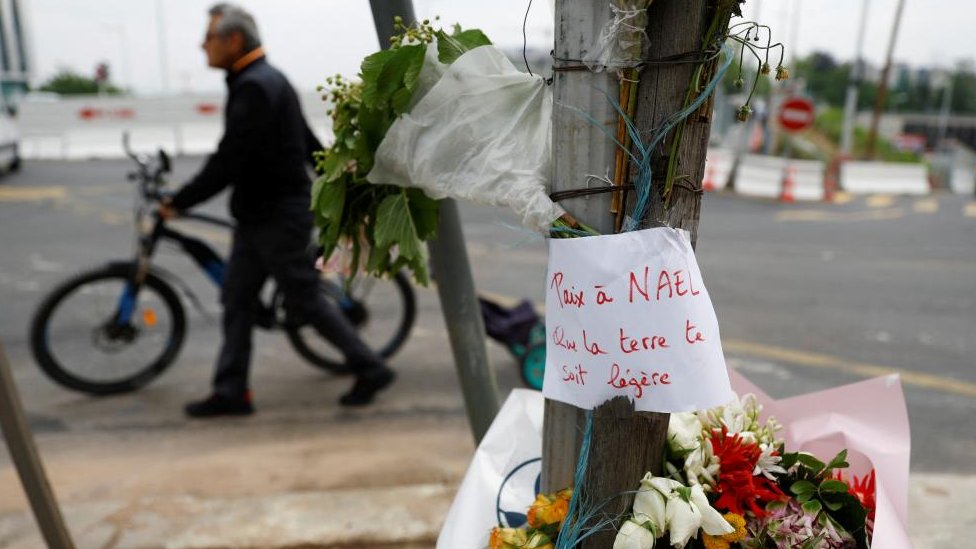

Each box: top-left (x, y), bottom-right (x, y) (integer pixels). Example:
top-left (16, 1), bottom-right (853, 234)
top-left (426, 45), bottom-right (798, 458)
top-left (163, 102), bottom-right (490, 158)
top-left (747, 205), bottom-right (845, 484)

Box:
top-left (556, 410), bottom-right (594, 549)
top-left (557, 43), bottom-right (733, 233)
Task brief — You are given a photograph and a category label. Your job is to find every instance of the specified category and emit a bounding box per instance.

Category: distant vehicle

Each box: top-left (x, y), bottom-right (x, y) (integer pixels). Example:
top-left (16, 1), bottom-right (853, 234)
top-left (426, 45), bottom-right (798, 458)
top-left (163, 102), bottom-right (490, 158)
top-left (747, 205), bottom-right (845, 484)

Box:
top-left (0, 101), bottom-right (20, 174)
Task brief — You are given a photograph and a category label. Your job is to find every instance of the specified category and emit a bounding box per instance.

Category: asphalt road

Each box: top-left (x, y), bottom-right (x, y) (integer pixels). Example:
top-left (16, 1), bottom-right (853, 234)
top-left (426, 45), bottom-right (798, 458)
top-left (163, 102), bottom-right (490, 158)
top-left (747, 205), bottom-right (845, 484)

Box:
top-left (0, 156), bottom-right (974, 479)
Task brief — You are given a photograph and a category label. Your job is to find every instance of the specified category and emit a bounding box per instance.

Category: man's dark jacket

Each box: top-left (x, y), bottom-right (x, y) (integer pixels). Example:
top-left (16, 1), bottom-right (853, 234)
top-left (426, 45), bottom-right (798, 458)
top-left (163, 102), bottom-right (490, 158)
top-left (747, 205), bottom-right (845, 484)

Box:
top-left (171, 56), bottom-right (322, 223)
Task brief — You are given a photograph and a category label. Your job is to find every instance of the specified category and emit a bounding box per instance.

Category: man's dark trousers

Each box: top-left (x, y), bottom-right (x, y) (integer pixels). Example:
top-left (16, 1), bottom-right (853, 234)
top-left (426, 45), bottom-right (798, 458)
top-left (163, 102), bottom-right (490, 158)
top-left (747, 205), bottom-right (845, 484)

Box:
top-left (213, 199), bottom-right (381, 398)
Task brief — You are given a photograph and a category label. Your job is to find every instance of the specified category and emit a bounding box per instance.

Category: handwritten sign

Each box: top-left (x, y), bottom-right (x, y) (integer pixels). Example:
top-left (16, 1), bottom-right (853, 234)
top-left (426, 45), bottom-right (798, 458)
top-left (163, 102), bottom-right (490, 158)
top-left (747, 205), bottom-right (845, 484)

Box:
top-left (544, 228), bottom-right (732, 412)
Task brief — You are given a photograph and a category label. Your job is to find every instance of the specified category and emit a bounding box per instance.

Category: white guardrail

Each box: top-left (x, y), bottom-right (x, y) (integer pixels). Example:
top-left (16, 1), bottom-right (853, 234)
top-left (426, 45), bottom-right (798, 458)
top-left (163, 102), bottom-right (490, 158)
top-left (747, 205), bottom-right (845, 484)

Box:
top-left (839, 161), bottom-right (930, 195)
top-left (17, 93), bottom-right (332, 160)
top-left (729, 154), bottom-right (827, 201)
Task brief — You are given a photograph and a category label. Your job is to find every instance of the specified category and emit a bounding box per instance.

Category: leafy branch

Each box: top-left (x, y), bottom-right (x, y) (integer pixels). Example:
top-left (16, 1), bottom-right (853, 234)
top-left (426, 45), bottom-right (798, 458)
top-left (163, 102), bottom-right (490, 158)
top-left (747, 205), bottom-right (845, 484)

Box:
top-left (312, 19), bottom-right (491, 285)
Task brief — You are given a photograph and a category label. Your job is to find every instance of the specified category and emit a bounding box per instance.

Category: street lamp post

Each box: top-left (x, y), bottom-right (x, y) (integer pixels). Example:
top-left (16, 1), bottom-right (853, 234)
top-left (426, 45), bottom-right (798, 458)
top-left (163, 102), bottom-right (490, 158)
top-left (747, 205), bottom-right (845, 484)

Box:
top-left (840, 0), bottom-right (871, 156)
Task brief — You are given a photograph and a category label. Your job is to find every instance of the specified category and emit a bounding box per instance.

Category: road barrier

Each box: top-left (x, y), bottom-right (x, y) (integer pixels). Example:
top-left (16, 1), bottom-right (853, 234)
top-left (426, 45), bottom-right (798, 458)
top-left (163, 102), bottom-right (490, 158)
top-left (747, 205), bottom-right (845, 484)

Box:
top-left (840, 161), bottom-right (930, 195)
top-left (17, 93), bottom-right (332, 159)
top-left (787, 159), bottom-right (827, 201)
top-left (734, 154), bottom-right (788, 198)
top-left (703, 147), bottom-right (734, 191)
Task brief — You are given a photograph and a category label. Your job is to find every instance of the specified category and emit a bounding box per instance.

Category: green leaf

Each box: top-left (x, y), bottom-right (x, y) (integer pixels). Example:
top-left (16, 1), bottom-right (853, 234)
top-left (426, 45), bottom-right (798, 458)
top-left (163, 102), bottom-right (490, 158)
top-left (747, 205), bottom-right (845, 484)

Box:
top-left (401, 44), bottom-right (426, 92)
top-left (801, 500), bottom-right (822, 516)
top-left (819, 479), bottom-right (849, 494)
top-left (360, 49), bottom-right (397, 107)
top-left (795, 453), bottom-right (827, 473)
top-left (375, 191), bottom-right (423, 262)
top-left (390, 87), bottom-right (413, 115)
top-left (406, 189), bottom-right (440, 240)
top-left (827, 450), bottom-right (850, 471)
top-left (789, 480), bottom-right (817, 496)
top-left (823, 499), bottom-right (844, 511)
top-left (435, 28), bottom-right (492, 64)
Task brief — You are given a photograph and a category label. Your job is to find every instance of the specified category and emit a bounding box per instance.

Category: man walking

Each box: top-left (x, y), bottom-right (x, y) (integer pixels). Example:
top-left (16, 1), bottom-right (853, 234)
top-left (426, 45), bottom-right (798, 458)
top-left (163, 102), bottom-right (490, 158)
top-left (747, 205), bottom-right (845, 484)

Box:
top-left (161, 3), bottom-right (395, 417)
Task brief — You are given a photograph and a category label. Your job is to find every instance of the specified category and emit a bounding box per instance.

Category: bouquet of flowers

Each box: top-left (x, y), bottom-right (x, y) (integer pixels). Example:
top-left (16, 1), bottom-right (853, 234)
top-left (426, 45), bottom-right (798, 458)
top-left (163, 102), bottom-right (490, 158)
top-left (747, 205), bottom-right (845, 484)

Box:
top-left (486, 393), bottom-right (876, 549)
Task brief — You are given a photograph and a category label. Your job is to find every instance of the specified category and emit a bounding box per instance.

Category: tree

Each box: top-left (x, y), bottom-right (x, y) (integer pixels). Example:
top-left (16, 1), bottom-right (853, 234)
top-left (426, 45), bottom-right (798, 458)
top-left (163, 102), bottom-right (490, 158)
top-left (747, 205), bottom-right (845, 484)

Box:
top-left (38, 69), bottom-right (122, 96)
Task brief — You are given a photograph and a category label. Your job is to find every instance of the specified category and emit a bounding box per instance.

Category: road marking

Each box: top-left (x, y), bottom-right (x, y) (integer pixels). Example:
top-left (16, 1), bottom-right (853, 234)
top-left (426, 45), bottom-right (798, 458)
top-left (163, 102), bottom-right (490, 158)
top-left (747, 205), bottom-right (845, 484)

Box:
top-left (965, 202), bottom-right (976, 218)
top-left (913, 198), bottom-right (939, 214)
top-left (866, 194), bottom-right (895, 208)
top-left (776, 207), bottom-right (904, 223)
top-left (0, 186), bottom-right (67, 202)
top-left (724, 339), bottom-right (976, 398)
top-left (831, 192), bottom-right (853, 205)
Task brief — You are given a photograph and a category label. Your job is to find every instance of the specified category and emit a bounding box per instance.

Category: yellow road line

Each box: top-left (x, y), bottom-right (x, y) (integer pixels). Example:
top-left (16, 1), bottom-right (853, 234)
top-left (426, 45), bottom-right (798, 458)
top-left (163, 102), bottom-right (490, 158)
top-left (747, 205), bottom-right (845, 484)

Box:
top-left (724, 338), bottom-right (976, 398)
top-left (913, 198), bottom-right (939, 214)
top-left (831, 192), bottom-right (853, 205)
top-left (965, 202), bottom-right (976, 218)
top-left (776, 207), bottom-right (903, 223)
top-left (0, 186), bottom-right (67, 202)
top-left (866, 194), bottom-right (895, 208)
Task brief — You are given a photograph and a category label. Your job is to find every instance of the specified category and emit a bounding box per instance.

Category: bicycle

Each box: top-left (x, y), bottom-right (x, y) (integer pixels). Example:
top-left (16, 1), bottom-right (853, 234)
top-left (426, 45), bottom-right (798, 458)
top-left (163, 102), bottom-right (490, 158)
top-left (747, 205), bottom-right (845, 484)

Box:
top-left (29, 136), bottom-right (416, 396)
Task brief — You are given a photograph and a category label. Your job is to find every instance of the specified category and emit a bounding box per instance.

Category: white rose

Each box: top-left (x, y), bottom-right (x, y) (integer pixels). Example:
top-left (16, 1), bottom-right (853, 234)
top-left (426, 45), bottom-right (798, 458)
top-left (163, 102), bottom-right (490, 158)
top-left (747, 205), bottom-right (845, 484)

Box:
top-left (667, 413), bottom-right (703, 454)
top-left (613, 517), bottom-right (657, 549)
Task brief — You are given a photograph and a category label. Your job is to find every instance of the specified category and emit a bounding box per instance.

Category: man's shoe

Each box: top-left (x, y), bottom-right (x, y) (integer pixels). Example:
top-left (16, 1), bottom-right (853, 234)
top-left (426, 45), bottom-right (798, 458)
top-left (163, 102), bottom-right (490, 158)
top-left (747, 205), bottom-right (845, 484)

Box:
top-left (339, 367), bottom-right (396, 407)
top-left (184, 392), bottom-right (254, 418)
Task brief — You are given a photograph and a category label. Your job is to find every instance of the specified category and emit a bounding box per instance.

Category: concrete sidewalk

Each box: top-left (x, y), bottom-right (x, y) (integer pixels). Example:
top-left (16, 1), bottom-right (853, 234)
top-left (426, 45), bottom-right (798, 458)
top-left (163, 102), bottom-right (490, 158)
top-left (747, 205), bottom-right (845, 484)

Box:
top-left (1, 471), bottom-right (973, 547)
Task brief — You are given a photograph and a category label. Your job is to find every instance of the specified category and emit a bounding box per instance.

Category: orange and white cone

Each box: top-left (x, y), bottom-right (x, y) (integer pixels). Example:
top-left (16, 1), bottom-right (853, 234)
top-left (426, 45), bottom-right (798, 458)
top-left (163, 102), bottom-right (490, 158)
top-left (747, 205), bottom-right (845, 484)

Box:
top-left (702, 164), bottom-right (717, 192)
top-left (780, 166), bottom-right (796, 203)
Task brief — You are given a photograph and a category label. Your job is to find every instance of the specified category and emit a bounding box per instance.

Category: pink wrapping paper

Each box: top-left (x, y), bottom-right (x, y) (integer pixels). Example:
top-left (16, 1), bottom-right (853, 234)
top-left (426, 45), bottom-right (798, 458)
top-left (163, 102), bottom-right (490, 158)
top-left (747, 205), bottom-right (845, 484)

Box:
top-left (729, 370), bottom-right (912, 549)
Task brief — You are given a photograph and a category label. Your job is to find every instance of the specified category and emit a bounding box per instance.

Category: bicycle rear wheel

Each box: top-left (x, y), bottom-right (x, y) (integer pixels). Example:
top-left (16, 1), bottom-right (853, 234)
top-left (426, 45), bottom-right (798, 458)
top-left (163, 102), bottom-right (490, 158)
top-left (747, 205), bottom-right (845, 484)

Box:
top-left (286, 271), bottom-right (416, 374)
top-left (29, 263), bottom-right (186, 395)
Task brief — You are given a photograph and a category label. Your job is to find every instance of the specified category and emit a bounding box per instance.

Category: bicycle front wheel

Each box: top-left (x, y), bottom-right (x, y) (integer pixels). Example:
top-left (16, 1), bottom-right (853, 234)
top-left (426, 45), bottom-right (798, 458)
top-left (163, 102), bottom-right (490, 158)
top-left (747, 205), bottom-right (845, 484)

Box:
top-left (286, 271), bottom-right (416, 374)
top-left (29, 263), bottom-right (186, 395)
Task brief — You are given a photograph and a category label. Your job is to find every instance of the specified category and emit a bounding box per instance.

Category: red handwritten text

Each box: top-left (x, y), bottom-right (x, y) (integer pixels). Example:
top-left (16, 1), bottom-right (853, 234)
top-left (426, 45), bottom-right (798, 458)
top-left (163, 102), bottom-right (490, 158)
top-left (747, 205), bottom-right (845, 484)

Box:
top-left (551, 326), bottom-right (578, 352)
top-left (562, 364), bottom-right (588, 385)
top-left (582, 330), bottom-right (609, 355)
top-left (595, 285), bottom-right (615, 305)
top-left (618, 328), bottom-right (670, 354)
top-left (550, 272), bottom-right (585, 309)
top-left (629, 267), bottom-right (702, 303)
top-left (685, 319), bottom-right (705, 344)
top-left (607, 363), bottom-right (671, 398)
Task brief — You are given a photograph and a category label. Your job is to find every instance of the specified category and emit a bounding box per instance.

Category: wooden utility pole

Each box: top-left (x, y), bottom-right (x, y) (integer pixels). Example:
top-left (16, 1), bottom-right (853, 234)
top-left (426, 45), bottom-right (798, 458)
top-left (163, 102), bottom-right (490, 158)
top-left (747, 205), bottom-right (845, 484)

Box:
top-left (865, 0), bottom-right (906, 159)
top-left (544, 1), bottom-right (730, 546)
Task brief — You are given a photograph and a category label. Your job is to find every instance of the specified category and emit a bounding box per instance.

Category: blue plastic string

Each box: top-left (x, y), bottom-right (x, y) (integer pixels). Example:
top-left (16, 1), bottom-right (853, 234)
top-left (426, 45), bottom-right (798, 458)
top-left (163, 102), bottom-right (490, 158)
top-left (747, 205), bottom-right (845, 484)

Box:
top-left (556, 42), bottom-right (733, 234)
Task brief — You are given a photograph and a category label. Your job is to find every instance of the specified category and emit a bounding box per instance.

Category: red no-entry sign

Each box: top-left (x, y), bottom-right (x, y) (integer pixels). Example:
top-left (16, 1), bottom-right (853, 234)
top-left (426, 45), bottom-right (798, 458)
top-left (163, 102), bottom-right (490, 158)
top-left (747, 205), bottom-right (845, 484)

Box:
top-left (778, 97), bottom-right (815, 132)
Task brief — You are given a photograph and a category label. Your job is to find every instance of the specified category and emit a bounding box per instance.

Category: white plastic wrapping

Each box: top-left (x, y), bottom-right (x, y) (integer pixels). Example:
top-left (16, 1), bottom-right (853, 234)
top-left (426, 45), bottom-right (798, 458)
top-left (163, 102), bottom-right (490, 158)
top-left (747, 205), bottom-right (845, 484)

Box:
top-left (436, 389), bottom-right (545, 549)
top-left (583, 0), bottom-right (652, 72)
top-left (367, 45), bottom-right (564, 230)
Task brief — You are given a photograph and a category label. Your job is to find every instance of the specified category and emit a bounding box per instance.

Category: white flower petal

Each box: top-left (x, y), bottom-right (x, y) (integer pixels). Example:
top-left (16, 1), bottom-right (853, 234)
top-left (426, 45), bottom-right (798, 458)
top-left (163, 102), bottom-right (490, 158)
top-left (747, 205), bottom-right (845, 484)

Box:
top-left (666, 495), bottom-right (701, 548)
top-left (613, 518), bottom-right (657, 549)
top-left (632, 488), bottom-right (667, 534)
top-left (690, 485), bottom-right (734, 536)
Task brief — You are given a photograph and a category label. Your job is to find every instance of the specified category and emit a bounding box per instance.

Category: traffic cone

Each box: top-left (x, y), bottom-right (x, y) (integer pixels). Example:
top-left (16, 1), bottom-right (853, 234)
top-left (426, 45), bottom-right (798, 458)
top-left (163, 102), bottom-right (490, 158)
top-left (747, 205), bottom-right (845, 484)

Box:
top-left (780, 166), bottom-right (796, 203)
top-left (702, 164), bottom-right (717, 192)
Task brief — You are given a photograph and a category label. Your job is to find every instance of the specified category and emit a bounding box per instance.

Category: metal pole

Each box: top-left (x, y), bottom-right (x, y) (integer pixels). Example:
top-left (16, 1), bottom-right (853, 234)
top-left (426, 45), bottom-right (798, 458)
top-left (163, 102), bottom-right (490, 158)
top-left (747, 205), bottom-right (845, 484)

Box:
top-left (841, 0), bottom-right (871, 156)
top-left (156, 0), bottom-right (170, 93)
top-left (936, 76), bottom-right (954, 148)
top-left (0, 341), bottom-right (75, 548)
top-left (369, 0), bottom-right (415, 50)
top-left (428, 200), bottom-right (500, 443)
top-left (865, 0), bottom-right (906, 159)
top-left (366, 0), bottom-right (500, 443)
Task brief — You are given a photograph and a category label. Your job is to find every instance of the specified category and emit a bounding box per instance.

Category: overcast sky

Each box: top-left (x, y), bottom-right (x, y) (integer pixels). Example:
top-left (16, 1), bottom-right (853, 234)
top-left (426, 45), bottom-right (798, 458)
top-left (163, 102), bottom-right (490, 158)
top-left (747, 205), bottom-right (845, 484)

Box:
top-left (25, 0), bottom-right (976, 95)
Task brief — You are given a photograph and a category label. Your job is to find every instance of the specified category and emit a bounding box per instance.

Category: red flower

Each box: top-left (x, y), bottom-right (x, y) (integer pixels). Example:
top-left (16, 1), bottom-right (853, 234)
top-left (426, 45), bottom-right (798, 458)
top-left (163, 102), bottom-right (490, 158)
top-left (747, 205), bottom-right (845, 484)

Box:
top-left (709, 429), bottom-right (785, 517)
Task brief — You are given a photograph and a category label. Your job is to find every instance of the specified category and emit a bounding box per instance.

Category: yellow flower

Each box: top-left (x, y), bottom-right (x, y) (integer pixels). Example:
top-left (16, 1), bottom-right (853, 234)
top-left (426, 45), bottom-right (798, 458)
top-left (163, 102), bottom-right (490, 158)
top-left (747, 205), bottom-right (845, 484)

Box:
top-left (489, 527), bottom-right (528, 549)
top-left (720, 512), bottom-right (747, 542)
top-left (527, 488), bottom-right (573, 528)
top-left (703, 534), bottom-right (731, 549)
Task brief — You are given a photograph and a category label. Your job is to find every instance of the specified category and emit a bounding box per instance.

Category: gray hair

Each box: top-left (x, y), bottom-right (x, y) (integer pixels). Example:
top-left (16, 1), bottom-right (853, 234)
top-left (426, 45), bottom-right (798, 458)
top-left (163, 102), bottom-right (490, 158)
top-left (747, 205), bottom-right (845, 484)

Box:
top-left (209, 3), bottom-right (262, 52)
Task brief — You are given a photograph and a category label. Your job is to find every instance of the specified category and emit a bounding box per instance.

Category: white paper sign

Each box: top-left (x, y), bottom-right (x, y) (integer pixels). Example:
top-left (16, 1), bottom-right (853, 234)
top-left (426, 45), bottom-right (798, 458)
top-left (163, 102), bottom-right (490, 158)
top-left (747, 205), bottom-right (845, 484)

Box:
top-left (544, 227), bottom-right (732, 412)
